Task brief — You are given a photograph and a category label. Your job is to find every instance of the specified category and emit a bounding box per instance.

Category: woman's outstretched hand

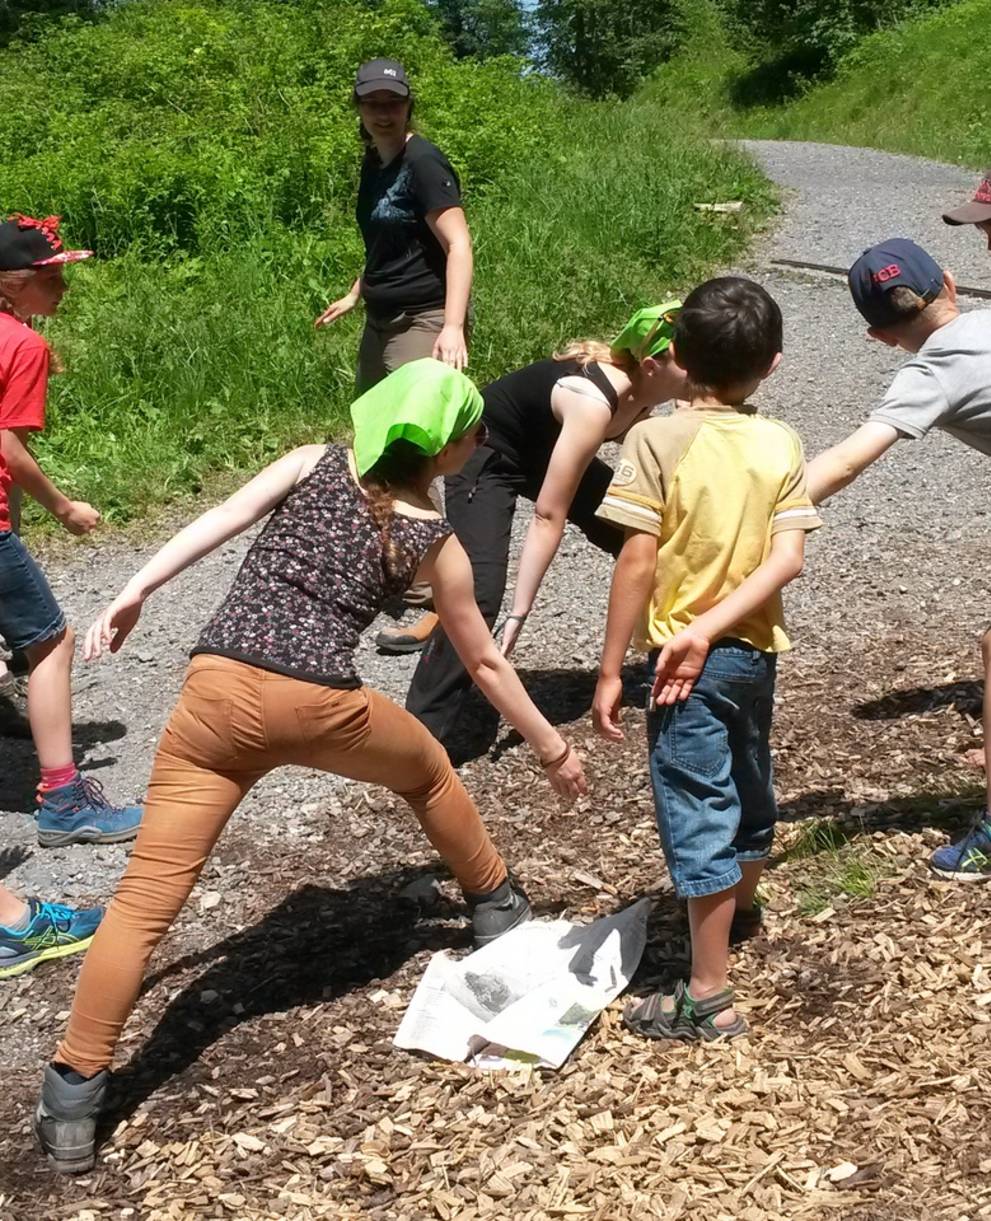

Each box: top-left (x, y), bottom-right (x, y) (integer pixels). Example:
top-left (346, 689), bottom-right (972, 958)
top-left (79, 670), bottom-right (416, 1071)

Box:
top-left (84, 589), bottom-right (144, 661)
top-left (314, 291), bottom-right (358, 329)
top-left (544, 744), bottom-right (587, 804)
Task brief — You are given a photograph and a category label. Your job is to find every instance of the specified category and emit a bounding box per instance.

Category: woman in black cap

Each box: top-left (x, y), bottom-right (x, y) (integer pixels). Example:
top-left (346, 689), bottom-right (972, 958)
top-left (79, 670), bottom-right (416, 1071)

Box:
top-left (316, 57), bottom-right (473, 391)
top-left (316, 57), bottom-right (474, 652)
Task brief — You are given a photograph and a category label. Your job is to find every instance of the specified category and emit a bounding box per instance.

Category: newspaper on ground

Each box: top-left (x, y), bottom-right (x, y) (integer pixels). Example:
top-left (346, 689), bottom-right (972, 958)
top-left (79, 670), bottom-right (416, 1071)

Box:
top-left (393, 898), bottom-right (650, 1070)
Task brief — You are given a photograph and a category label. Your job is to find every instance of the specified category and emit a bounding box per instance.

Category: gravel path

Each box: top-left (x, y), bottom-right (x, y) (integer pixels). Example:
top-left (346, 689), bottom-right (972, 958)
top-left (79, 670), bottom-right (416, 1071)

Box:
top-left (5, 140), bottom-right (990, 907)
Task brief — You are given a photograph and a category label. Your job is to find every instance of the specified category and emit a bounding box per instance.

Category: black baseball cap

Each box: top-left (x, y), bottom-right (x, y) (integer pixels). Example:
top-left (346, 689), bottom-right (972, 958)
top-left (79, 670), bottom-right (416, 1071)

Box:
top-left (0, 213), bottom-right (92, 272)
top-left (848, 238), bottom-right (944, 329)
top-left (354, 59), bottom-right (410, 98)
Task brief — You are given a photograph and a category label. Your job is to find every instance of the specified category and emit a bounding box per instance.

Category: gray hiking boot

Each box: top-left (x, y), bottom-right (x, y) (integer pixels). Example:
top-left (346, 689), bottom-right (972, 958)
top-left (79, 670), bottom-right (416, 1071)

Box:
top-left (465, 877), bottom-right (531, 947)
top-left (35, 1063), bottom-right (109, 1174)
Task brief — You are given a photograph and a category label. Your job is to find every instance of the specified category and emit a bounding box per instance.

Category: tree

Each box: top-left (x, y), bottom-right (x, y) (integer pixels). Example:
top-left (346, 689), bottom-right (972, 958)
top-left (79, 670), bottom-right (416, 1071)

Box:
top-left (0, 0), bottom-right (106, 48)
top-left (426, 0), bottom-right (531, 59)
top-left (535, 0), bottom-right (676, 97)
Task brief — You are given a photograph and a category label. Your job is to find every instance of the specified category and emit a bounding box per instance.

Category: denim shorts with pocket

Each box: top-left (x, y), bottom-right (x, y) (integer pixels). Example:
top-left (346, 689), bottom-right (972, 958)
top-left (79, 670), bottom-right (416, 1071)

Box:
top-left (647, 638), bottom-right (778, 899)
top-left (0, 530), bottom-right (66, 652)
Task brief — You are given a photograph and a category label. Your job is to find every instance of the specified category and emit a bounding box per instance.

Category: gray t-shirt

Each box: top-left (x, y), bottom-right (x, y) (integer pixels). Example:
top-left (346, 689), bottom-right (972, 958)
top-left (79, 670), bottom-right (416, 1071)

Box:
top-left (870, 310), bottom-right (991, 456)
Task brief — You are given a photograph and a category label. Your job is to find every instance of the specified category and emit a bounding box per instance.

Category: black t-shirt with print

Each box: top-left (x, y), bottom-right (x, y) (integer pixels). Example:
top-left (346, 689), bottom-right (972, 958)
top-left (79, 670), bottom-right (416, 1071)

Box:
top-left (356, 134), bottom-right (462, 321)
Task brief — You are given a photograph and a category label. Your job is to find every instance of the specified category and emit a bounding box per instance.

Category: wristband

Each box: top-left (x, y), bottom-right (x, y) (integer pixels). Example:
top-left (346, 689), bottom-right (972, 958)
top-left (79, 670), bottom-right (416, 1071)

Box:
top-left (540, 742), bottom-right (571, 770)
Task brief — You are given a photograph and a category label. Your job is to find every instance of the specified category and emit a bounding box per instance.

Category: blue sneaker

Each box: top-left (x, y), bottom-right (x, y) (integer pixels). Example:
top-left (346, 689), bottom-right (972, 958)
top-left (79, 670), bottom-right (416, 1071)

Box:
top-left (37, 775), bottom-right (143, 848)
top-left (0, 899), bottom-right (103, 979)
top-left (929, 814), bottom-right (991, 881)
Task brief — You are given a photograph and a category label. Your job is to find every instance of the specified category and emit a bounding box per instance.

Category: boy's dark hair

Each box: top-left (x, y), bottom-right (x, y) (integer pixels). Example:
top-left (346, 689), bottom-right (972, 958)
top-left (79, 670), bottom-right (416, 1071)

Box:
top-left (673, 277), bottom-right (782, 396)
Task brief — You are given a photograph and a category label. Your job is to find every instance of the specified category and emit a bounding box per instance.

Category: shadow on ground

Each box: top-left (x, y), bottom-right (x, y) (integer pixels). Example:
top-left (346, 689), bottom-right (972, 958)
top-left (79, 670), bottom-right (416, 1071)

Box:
top-left (96, 871), bottom-right (474, 1141)
top-left (854, 680), bottom-right (982, 722)
top-left (449, 665), bottom-right (646, 765)
top-left (0, 720), bottom-right (128, 812)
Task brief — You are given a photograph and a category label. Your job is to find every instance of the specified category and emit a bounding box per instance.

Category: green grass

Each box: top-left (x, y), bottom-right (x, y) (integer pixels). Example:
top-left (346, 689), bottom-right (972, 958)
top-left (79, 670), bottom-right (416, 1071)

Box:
top-left (740, 0), bottom-right (991, 167)
top-left (19, 22), bottom-right (774, 525)
top-left (780, 817), bottom-right (886, 916)
top-left (644, 0), bottom-right (991, 169)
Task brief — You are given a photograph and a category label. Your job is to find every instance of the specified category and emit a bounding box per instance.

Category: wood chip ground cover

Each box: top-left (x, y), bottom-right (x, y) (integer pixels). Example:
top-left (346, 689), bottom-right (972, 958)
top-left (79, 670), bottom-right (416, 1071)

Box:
top-left (2, 624), bottom-right (991, 1219)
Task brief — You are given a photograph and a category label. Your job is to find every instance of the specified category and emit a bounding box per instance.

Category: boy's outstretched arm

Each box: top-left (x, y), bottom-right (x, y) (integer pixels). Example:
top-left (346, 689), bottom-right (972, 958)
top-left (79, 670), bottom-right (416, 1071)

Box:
top-left (805, 422), bottom-right (899, 504)
top-left (593, 529), bottom-right (656, 741)
top-left (652, 529), bottom-right (807, 706)
top-left (1, 427), bottom-right (100, 534)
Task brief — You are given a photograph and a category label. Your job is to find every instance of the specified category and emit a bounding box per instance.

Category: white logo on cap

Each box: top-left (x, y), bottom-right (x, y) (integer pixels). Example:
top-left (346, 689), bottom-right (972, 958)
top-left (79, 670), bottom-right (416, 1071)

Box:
top-left (383, 68), bottom-right (397, 76)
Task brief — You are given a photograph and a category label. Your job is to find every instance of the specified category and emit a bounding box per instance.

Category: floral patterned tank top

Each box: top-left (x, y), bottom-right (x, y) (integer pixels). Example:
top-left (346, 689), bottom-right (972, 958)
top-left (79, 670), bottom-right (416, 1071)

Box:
top-left (193, 445), bottom-right (452, 687)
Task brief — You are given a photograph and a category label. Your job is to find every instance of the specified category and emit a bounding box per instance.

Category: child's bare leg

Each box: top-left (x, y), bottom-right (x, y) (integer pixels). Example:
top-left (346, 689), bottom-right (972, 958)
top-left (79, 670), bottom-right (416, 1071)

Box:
top-left (0, 883), bottom-right (28, 926)
top-left (26, 628), bottom-right (74, 769)
top-left (734, 859), bottom-right (765, 911)
top-left (687, 888), bottom-right (738, 1028)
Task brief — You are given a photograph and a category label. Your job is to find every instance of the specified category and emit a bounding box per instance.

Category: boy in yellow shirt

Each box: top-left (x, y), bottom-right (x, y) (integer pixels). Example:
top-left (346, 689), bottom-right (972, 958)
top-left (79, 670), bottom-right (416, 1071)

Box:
top-left (593, 277), bottom-right (821, 1041)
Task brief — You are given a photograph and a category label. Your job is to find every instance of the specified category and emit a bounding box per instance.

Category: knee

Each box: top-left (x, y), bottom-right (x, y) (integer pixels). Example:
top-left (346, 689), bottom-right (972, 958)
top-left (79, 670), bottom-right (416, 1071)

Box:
top-left (27, 624), bottom-right (74, 669)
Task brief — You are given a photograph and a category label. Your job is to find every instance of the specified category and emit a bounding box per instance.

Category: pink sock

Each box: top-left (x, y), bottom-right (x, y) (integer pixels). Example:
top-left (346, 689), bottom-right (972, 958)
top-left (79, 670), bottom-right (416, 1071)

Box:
top-left (38, 763), bottom-right (79, 796)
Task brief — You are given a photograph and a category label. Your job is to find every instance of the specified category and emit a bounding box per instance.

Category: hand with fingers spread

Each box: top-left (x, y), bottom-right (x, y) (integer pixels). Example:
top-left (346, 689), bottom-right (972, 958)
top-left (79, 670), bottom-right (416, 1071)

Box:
top-left (314, 290), bottom-right (359, 329)
top-left (592, 674), bottom-right (625, 742)
top-left (432, 323), bottom-right (468, 371)
top-left (83, 587), bottom-right (144, 661)
top-left (651, 629), bottom-right (710, 707)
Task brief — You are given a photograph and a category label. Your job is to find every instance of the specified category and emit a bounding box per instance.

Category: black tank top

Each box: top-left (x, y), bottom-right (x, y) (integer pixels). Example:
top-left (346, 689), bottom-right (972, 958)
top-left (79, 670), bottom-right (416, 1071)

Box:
top-left (482, 359), bottom-right (619, 478)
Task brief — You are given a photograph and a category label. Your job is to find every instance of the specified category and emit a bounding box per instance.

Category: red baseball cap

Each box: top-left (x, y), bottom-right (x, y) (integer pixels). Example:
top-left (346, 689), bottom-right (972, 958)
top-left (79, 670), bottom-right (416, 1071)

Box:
top-left (943, 171), bottom-right (991, 226)
top-left (0, 214), bottom-right (93, 271)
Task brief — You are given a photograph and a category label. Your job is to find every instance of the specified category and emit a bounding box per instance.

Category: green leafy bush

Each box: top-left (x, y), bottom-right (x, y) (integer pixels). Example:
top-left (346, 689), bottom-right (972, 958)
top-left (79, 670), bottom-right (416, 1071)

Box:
top-left (0, 0), bottom-right (773, 522)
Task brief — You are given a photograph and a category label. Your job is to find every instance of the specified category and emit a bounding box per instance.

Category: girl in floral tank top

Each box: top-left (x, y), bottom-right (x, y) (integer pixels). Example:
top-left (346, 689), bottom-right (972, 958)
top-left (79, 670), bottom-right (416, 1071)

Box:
top-left (37, 361), bottom-right (587, 1175)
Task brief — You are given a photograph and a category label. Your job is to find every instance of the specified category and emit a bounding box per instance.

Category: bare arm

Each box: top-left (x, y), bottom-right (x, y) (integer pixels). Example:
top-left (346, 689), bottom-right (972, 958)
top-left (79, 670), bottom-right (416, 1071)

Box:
top-left (315, 277), bottom-right (361, 328)
top-left (424, 533), bottom-right (587, 802)
top-left (84, 445), bottom-right (326, 658)
top-left (592, 530), bottom-right (657, 741)
top-left (806, 422), bottom-right (900, 504)
top-left (427, 207), bottom-right (472, 370)
top-left (503, 390), bottom-right (611, 654)
top-left (1, 427), bottom-right (99, 534)
top-left (651, 529), bottom-right (807, 706)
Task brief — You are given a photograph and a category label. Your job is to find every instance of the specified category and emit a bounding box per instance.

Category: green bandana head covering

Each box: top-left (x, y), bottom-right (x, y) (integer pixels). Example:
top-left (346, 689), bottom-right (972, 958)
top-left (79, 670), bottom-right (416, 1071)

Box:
top-left (350, 358), bottom-right (484, 477)
top-left (611, 300), bottom-right (683, 362)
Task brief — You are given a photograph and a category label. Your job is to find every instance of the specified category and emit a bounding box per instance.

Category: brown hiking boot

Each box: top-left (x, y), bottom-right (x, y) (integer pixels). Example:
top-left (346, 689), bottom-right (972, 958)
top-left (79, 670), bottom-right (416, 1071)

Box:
top-left (375, 611), bottom-right (439, 655)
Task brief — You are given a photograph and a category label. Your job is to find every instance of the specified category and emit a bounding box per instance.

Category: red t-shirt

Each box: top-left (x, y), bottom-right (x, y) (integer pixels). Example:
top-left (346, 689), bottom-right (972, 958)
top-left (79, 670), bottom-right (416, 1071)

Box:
top-left (0, 312), bottom-right (50, 532)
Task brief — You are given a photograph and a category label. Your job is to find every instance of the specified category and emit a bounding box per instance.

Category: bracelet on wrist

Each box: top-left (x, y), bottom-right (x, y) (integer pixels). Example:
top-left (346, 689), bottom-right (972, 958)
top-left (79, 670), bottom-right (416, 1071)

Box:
top-left (540, 742), bottom-right (571, 770)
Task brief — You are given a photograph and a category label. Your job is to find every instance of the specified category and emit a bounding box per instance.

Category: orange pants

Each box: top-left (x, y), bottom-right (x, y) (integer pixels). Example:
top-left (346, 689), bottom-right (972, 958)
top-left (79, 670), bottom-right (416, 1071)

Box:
top-left (56, 655), bottom-right (505, 1076)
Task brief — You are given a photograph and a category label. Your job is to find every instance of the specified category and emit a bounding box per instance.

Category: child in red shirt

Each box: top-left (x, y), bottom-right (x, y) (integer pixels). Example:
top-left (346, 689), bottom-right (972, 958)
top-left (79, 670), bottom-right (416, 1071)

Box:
top-left (0, 215), bottom-right (142, 978)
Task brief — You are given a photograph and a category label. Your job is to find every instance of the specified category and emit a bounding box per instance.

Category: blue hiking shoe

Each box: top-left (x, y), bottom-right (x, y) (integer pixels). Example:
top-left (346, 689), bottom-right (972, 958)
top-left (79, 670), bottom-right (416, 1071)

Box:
top-left (37, 775), bottom-right (143, 848)
top-left (929, 813), bottom-right (991, 881)
top-left (0, 899), bottom-right (103, 979)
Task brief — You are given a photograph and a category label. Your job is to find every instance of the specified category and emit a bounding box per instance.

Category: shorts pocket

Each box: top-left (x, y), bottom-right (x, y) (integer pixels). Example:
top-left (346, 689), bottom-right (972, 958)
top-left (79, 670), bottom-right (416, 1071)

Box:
top-left (660, 694), bottom-right (730, 779)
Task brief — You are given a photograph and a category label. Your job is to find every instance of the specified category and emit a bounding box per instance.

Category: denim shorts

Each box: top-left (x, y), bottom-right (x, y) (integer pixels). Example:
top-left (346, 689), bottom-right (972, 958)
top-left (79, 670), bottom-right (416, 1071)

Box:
top-left (647, 638), bottom-right (778, 900)
top-left (0, 530), bottom-right (66, 652)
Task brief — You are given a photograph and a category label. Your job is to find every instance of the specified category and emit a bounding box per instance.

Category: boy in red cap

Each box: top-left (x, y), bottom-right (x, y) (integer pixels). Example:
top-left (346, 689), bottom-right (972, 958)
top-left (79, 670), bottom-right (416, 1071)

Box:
top-left (0, 214), bottom-right (142, 869)
top-left (808, 236), bottom-right (991, 880)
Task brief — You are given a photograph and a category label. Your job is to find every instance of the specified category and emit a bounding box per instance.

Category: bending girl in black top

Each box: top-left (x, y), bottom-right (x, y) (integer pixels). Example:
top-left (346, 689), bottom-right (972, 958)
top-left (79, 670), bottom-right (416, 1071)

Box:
top-left (407, 304), bottom-right (688, 747)
top-left (315, 58), bottom-right (473, 390)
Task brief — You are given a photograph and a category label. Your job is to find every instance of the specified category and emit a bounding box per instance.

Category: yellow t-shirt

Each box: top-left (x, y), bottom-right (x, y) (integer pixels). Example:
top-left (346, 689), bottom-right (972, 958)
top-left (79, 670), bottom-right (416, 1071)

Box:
top-left (596, 409), bottom-right (822, 653)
